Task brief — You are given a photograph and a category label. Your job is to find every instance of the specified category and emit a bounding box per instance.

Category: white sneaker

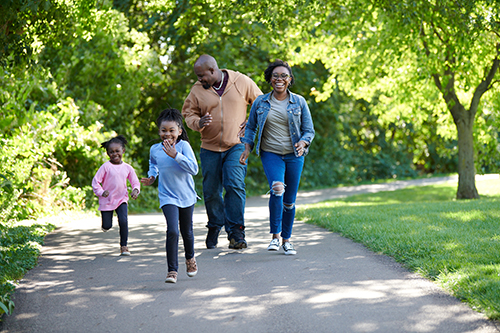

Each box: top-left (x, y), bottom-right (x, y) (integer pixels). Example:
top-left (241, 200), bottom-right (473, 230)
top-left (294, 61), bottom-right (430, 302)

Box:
top-left (282, 242), bottom-right (296, 255)
top-left (267, 238), bottom-right (280, 251)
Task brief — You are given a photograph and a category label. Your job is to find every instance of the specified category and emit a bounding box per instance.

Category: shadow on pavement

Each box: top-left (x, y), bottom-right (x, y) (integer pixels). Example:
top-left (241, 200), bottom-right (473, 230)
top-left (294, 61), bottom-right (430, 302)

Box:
top-left (1, 176), bottom-right (498, 332)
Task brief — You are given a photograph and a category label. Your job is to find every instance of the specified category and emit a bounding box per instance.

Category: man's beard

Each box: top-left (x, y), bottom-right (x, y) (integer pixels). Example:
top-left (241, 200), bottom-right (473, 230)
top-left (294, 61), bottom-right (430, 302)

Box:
top-left (202, 83), bottom-right (211, 89)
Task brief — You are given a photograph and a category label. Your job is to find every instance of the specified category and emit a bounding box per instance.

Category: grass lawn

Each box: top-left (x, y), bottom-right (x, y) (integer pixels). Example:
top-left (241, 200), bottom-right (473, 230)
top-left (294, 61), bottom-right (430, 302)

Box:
top-left (296, 177), bottom-right (500, 320)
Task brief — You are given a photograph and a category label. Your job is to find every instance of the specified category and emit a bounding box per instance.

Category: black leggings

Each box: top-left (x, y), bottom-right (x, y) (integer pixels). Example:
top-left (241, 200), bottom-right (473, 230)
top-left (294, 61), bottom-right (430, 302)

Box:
top-left (162, 204), bottom-right (195, 272)
top-left (101, 202), bottom-right (128, 247)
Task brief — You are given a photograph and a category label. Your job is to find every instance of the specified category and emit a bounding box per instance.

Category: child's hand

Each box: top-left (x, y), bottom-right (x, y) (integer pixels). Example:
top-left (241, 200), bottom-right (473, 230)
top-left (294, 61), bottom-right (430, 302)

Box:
top-left (102, 190), bottom-right (109, 198)
top-left (140, 176), bottom-right (155, 186)
top-left (162, 140), bottom-right (178, 158)
top-left (131, 188), bottom-right (139, 200)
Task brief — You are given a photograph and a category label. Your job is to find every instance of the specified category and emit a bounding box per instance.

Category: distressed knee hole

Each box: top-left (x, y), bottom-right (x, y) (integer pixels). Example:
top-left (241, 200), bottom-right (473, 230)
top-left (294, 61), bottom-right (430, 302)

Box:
top-left (284, 202), bottom-right (295, 211)
top-left (271, 181), bottom-right (285, 196)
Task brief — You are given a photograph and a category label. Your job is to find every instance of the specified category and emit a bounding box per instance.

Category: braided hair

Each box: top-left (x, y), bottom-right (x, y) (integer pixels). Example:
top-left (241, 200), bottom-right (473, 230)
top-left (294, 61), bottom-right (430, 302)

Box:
top-left (156, 108), bottom-right (190, 143)
top-left (101, 135), bottom-right (128, 151)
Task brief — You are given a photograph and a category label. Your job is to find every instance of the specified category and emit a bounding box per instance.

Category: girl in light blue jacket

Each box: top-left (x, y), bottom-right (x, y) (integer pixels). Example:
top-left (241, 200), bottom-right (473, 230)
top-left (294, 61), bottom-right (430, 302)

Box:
top-left (141, 108), bottom-right (199, 283)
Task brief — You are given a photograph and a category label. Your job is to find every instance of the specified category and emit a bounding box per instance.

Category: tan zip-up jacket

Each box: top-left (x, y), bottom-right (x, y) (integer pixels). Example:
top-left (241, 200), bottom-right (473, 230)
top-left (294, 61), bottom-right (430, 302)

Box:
top-left (182, 69), bottom-right (262, 152)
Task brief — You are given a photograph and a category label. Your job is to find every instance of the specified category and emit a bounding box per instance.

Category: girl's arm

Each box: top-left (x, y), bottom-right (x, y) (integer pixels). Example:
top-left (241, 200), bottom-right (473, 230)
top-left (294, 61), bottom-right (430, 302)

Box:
top-left (174, 141), bottom-right (198, 176)
top-left (141, 146), bottom-right (158, 186)
top-left (127, 166), bottom-right (141, 199)
top-left (140, 176), bottom-right (155, 186)
top-left (91, 165), bottom-right (107, 197)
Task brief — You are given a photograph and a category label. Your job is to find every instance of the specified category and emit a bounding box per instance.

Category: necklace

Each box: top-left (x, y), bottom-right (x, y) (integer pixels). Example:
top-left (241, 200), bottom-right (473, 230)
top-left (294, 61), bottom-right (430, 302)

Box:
top-left (213, 72), bottom-right (224, 90)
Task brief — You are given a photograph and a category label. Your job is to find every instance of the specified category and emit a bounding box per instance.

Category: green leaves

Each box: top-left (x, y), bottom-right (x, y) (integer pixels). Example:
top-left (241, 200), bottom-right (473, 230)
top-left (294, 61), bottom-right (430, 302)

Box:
top-left (0, 222), bottom-right (55, 317)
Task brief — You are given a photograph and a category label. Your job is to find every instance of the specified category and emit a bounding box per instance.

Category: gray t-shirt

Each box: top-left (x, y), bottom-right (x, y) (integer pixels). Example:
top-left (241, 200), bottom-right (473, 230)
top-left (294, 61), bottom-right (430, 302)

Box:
top-left (261, 93), bottom-right (294, 155)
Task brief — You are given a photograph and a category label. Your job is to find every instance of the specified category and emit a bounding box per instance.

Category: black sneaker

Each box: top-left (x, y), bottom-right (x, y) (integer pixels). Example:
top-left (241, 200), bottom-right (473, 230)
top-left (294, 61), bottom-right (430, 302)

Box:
top-left (228, 224), bottom-right (247, 249)
top-left (205, 225), bottom-right (220, 249)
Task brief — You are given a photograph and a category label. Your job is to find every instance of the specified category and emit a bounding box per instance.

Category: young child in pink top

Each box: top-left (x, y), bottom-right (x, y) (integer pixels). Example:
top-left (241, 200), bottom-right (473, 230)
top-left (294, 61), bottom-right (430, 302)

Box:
top-left (92, 135), bottom-right (140, 256)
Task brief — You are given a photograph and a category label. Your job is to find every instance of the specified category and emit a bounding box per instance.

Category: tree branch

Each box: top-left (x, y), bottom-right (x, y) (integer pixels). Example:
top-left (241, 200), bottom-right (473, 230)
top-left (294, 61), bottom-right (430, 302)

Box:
top-left (430, 21), bottom-right (446, 44)
top-left (441, 66), bottom-right (463, 123)
top-left (470, 43), bottom-right (500, 119)
top-left (421, 24), bottom-right (443, 91)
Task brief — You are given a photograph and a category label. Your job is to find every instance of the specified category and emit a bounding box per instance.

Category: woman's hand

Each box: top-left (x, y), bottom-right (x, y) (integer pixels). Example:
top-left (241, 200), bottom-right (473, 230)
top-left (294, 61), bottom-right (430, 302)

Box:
top-left (239, 144), bottom-right (252, 165)
top-left (295, 140), bottom-right (308, 157)
top-left (140, 176), bottom-right (155, 186)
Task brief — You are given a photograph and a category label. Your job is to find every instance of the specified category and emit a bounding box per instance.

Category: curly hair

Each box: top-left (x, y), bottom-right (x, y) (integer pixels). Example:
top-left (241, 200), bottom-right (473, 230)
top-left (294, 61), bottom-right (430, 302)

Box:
top-left (263, 59), bottom-right (295, 87)
top-left (156, 108), bottom-right (190, 143)
top-left (101, 135), bottom-right (128, 150)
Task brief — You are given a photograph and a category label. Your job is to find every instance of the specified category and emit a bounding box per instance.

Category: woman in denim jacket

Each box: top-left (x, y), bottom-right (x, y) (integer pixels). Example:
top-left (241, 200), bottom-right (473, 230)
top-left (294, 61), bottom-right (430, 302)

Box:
top-left (239, 59), bottom-right (315, 255)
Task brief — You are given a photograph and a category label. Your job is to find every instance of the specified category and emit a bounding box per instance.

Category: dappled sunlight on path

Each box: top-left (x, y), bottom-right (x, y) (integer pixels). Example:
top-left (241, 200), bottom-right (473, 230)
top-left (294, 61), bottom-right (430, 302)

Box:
top-left (1, 176), bottom-right (498, 332)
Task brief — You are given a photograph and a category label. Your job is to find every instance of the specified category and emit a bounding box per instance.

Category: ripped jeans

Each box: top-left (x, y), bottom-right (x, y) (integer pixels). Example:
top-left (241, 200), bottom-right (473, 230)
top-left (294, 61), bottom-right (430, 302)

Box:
top-left (260, 151), bottom-right (304, 239)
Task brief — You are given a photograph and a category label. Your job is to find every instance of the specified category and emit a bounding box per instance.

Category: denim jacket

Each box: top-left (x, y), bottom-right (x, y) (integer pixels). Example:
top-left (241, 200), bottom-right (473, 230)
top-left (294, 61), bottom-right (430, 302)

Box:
top-left (241, 90), bottom-right (315, 157)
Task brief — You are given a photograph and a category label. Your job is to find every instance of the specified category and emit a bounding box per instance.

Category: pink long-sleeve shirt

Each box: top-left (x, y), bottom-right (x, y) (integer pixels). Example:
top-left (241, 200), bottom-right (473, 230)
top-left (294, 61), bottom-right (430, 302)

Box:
top-left (92, 161), bottom-right (140, 211)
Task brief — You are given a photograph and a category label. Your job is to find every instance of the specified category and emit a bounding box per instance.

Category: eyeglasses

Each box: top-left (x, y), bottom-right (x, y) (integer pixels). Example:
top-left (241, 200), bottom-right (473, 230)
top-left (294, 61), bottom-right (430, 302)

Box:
top-left (272, 73), bottom-right (290, 80)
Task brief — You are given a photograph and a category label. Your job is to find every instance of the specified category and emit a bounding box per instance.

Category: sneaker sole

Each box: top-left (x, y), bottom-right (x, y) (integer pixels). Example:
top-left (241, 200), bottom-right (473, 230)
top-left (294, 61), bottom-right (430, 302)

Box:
top-left (267, 247), bottom-right (279, 251)
top-left (229, 238), bottom-right (247, 249)
top-left (231, 242), bottom-right (247, 249)
top-left (187, 271), bottom-right (197, 277)
top-left (120, 252), bottom-right (131, 256)
top-left (284, 251), bottom-right (296, 255)
top-left (165, 278), bottom-right (176, 283)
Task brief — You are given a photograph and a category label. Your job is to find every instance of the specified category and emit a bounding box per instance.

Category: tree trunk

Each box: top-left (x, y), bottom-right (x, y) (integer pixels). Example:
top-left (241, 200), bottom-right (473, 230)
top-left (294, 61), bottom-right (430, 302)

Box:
top-left (455, 117), bottom-right (479, 199)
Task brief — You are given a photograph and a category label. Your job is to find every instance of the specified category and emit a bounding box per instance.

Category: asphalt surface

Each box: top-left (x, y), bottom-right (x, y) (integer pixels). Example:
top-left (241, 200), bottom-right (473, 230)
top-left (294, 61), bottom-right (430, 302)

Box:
top-left (1, 175), bottom-right (499, 332)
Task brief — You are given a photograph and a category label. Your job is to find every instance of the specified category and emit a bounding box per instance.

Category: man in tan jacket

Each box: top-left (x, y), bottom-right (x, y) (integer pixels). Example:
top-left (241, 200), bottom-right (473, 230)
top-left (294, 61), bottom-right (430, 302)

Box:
top-left (182, 54), bottom-right (262, 249)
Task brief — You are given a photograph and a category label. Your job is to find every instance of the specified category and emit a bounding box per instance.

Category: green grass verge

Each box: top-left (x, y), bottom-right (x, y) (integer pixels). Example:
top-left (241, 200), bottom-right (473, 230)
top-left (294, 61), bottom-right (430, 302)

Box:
top-left (0, 222), bottom-right (56, 317)
top-left (296, 178), bottom-right (500, 320)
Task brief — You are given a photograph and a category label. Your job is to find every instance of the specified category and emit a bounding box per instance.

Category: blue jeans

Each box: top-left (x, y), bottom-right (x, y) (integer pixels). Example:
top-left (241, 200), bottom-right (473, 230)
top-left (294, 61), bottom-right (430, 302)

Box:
top-left (162, 204), bottom-right (195, 273)
top-left (200, 144), bottom-right (247, 236)
top-left (101, 202), bottom-right (128, 246)
top-left (260, 151), bottom-right (304, 240)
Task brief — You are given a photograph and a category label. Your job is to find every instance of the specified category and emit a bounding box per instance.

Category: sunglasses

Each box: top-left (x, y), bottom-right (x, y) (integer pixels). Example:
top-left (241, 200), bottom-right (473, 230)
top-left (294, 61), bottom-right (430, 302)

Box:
top-left (271, 73), bottom-right (291, 79)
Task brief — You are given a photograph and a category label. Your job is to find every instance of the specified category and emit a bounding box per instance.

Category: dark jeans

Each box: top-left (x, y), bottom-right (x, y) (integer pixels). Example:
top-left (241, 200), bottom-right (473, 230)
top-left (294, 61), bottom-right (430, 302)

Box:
top-left (260, 151), bottom-right (304, 240)
top-left (101, 202), bottom-right (128, 247)
top-left (200, 144), bottom-right (247, 237)
top-left (161, 204), bottom-right (195, 273)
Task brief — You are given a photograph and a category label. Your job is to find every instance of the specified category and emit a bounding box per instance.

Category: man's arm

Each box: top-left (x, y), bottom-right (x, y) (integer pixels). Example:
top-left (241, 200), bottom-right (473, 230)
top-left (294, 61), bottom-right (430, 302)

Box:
top-left (246, 76), bottom-right (263, 104)
top-left (182, 92), bottom-right (202, 132)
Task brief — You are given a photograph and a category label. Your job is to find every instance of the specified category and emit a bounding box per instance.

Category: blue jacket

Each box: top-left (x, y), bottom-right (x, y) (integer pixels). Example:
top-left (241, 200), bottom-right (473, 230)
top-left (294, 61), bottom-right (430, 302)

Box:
top-left (241, 91), bottom-right (315, 157)
top-left (147, 140), bottom-right (198, 208)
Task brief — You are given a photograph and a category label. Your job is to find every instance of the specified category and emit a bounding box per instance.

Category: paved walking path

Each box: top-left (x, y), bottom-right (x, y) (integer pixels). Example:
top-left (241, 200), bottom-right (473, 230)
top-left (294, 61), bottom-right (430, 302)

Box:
top-left (1, 175), bottom-right (499, 332)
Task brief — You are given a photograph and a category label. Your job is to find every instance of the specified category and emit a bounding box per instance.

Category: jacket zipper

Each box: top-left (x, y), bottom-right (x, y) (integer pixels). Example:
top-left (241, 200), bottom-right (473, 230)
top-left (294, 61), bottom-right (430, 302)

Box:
top-left (219, 95), bottom-right (223, 152)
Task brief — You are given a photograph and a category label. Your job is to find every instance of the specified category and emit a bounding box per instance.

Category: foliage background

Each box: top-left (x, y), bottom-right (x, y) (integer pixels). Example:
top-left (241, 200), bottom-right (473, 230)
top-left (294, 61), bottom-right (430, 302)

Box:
top-left (1, 0), bottom-right (500, 318)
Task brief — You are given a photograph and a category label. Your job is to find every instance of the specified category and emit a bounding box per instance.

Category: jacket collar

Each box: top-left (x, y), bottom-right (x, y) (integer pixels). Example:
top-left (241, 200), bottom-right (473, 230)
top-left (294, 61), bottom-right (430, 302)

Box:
top-left (263, 90), bottom-right (297, 103)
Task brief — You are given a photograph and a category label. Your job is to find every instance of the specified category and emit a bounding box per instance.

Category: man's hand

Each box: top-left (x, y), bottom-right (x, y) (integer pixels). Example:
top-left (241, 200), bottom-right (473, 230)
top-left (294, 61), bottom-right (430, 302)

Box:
top-left (238, 120), bottom-right (247, 138)
top-left (199, 113), bottom-right (212, 129)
